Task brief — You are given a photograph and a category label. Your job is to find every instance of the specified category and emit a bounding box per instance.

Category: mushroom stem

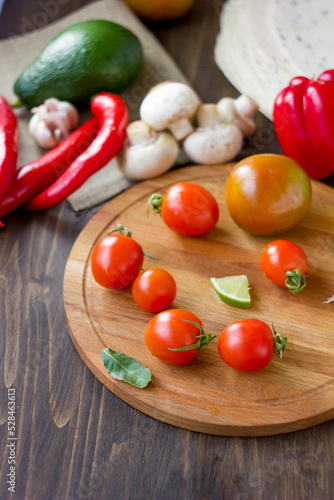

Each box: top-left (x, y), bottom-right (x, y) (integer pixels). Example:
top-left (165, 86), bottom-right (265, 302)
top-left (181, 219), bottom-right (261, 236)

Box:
top-left (168, 117), bottom-right (194, 141)
top-left (126, 120), bottom-right (156, 146)
top-left (196, 104), bottom-right (220, 128)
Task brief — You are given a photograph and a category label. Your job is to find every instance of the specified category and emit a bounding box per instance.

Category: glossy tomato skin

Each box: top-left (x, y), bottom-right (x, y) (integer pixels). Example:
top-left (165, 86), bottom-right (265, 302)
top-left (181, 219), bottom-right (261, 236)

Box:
top-left (217, 319), bottom-right (274, 372)
top-left (161, 182), bottom-right (219, 236)
top-left (132, 268), bottom-right (177, 313)
top-left (144, 309), bottom-right (203, 365)
top-left (225, 154), bottom-right (312, 236)
top-left (260, 239), bottom-right (308, 287)
top-left (91, 234), bottom-right (144, 289)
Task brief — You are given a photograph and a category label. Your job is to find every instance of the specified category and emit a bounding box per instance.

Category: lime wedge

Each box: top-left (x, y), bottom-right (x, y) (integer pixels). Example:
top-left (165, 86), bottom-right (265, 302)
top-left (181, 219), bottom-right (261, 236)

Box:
top-left (210, 275), bottom-right (251, 309)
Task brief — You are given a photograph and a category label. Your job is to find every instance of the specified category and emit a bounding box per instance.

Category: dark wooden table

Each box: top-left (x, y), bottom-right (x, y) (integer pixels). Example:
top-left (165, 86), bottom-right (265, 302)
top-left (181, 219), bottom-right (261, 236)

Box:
top-left (1, 1), bottom-right (334, 499)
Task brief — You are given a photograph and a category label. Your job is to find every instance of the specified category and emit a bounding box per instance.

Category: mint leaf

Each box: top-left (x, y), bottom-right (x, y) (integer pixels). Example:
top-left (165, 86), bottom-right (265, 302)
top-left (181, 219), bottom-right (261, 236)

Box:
top-left (101, 348), bottom-right (151, 388)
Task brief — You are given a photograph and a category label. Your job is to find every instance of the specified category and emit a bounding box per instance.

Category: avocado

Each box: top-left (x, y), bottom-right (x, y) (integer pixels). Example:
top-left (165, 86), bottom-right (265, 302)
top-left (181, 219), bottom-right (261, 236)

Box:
top-left (14, 20), bottom-right (143, 108)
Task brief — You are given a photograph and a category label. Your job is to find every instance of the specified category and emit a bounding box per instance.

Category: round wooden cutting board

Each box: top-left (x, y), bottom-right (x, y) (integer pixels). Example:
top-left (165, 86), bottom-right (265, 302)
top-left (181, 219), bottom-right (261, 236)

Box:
top-left (63, 163), bottom-right (334, 436)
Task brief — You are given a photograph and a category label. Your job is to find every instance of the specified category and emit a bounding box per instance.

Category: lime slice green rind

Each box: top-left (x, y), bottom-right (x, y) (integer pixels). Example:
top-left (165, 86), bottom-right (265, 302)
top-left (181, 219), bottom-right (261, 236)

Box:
top-left (210, 275), bottom-right (251, 309)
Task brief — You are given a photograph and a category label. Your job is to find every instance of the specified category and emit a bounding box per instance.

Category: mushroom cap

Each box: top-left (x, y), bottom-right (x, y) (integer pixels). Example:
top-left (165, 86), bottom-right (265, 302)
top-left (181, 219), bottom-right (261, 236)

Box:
top-left (140, 82), bottom-right (200, 131)
top-left (183, 124), bottom-right (243, 165)
top-left (117, 129), bottom-right (179, 180)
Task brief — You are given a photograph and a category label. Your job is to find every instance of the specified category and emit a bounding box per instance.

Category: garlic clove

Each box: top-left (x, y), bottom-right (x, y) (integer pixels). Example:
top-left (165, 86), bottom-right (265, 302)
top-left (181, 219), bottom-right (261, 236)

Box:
top-left (28, 98), bottom-right (79, 149)
top-left (33, 121), bottom-right (59, 149)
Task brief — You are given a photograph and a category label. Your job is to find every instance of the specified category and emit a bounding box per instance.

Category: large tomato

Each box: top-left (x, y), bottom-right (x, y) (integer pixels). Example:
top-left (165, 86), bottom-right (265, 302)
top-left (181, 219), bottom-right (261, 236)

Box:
top-left (144, 309), bottom-right (215, 365)
top-left (91, 226), bottom-right (145, 289)
top-left (148, 181), bottom-right (219, 236)
top-left (217, 319), bottom-right (287, 372)
top-left (225, 154), bottom-right (312, 236)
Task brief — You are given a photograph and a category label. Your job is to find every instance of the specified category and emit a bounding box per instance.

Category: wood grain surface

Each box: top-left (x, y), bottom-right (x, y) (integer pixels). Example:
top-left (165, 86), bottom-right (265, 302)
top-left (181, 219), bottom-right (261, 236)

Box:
top-left (1, 1), bottom-right (334, 500)
top-left (64, 163), bottom-right (334, 437)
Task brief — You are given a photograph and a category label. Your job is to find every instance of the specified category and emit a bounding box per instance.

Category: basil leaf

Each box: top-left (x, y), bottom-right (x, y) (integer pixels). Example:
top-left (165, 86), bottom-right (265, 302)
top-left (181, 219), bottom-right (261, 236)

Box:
top-left (101, 348), bottom-right (151, 388)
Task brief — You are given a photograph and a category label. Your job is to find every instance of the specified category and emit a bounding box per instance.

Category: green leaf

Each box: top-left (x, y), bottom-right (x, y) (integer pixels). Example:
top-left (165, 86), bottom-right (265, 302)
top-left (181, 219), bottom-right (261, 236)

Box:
top-left (101, 348), bottom-right (151, 388)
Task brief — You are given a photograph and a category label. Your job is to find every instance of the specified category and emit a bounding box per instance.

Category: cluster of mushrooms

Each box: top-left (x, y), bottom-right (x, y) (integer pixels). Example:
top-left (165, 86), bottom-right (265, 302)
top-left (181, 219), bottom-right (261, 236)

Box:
top-left (117, 81), bottom-right (259, 180)
top-left (27, 81), bottom-right (259, 182)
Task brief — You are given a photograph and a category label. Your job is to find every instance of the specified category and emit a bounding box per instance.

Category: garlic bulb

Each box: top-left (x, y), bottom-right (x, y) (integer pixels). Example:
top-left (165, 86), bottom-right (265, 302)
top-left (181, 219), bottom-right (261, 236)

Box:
top-left (28, 98), bottom-right (79, 149)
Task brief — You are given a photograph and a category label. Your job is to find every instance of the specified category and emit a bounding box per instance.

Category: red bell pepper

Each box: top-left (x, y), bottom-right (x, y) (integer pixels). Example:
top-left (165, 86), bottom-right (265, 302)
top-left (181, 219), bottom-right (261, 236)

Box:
top-left (25, 93), bottom-right (128, 211)
top-left (0, 96), bottom-right (19, 204)
top-left (0, 117), bottom-right (98, 219)
top-left (273, 70), bottom-right (334, 179)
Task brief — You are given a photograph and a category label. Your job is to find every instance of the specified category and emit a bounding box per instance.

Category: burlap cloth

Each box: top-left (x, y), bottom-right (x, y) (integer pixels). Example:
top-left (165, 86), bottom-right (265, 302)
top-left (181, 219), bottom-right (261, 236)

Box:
top-left (0, 0), bottom-right (191, 211)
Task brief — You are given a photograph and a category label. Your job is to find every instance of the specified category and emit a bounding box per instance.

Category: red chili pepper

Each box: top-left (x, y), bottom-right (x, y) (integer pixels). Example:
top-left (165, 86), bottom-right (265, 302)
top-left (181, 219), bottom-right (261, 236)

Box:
top-left (25, 93), bottom-right (128, 211)
top-left (273, 71), bottom-right (334, 179)
top-left (0, 96), bottom-right (19, 204)
top-left (0, 117), bottom-right (98, 219)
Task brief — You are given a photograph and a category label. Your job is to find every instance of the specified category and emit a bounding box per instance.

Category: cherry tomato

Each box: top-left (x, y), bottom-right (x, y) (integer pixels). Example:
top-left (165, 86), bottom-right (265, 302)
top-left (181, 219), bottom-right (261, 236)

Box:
top-left (225, 154), bottom-right (312, 236)
top-left (132, 268), bottom-right (177, 313)
top-left (260, 239), bottom-right (308, 292)
top-left (144, 309), bottom-right (215, 365)
top-left (217, 319), bottom-right (287, 372)
top-left (91, 226), bottom-right (145, 289)
top-left (148, 181), bottom-right (219, 236)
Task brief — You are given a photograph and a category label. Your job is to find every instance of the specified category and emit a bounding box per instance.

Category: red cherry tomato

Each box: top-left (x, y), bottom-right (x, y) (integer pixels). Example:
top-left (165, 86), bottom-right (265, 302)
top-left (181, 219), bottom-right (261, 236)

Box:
top-left (225, 154), bottom-right (312, 236)
top-left (217, 319), bottom-right (287, 372)
top-left (132, 268), bottom-right (177, 313)
top-left (144, 309), bottom-right (215, 365)
top-left (91, 226), bottom-right (145, 289)
top-left (260, 239), bottom-right (308, 292)
top-left (148, 181), bottom-right (219, 236)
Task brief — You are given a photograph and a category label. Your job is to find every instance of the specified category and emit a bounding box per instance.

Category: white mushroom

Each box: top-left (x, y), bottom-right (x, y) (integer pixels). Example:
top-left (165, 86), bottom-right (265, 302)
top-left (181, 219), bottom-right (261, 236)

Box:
top-left (139, 81), bottom-right (200, 141)
top-left (183, 104), bottom-right (243, 165)
top-left (116, 120), bottom-right (179, 180)
top-left (28, 98), bottom-right (79, 149)
top-left (216, 94), bottom-right (259, 137)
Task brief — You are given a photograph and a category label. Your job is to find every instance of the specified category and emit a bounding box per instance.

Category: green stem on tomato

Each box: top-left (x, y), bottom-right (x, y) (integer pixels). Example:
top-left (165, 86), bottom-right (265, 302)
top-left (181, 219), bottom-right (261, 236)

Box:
top-left (272, 323), bottom-right (287, 359)
top-left (109, 224), bottom-right (158, 261)
top-left (109, 224), bottom-right (133, 237)
top-left (168, 320), bottom-right (216, 353)
top-left (147, 193), bottom-right (164, 216)
top-left (285, 269), bottom-right (307, 293)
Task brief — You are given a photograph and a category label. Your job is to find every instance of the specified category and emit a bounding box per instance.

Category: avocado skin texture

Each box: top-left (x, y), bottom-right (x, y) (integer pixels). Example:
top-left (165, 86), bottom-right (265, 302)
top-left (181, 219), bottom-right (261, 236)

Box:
top-left (14, 20), bottom-right (143, 108)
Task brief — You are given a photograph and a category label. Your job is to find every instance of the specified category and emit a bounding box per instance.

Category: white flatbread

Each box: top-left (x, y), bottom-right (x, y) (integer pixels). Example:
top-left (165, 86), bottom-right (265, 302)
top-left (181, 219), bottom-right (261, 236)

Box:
top-left (214, 0), bottom-right (334, 119)
top-left (269, 0), bottom-right (334, 75)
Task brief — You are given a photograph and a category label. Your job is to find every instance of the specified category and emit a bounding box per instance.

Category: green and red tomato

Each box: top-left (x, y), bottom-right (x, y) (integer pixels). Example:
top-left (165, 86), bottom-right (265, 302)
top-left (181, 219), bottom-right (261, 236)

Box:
top-left (225, 154), bottom-right (312, 236)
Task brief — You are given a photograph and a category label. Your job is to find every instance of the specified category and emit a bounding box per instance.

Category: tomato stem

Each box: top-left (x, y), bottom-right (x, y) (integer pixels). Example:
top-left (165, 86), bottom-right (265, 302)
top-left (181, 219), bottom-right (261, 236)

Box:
top-left (285, 269), bottom-right (307, 293)
top-left (142, 249), bottom-right (158, 261)
top-left (109, 224), bottom-right (133, 237)
top-left (147, 193), bottom-right (164, 216)
top-left (272, 323), bottom-right (287, 359)
top-left (168, 320), bottom-right (216, 353)
top-left (109, 224), bottom-right (158, 260)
